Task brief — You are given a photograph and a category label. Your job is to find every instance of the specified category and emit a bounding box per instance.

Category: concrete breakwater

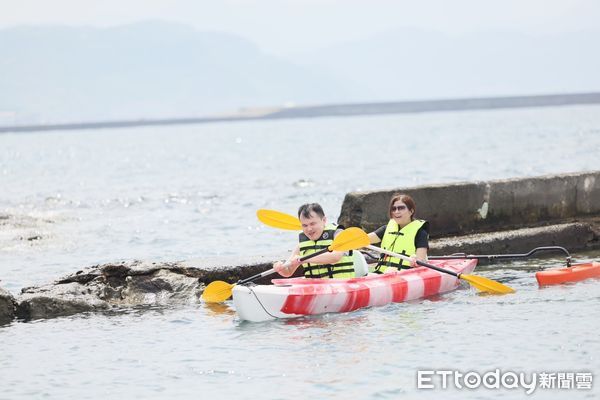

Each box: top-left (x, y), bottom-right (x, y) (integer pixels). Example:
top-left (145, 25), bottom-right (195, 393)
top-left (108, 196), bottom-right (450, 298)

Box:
top-left (339, 170), bottom-right (600, 255)
top-left (1, 171), bottom-right (599, 324)
top-left (2, 92), bottom-right (600, 134)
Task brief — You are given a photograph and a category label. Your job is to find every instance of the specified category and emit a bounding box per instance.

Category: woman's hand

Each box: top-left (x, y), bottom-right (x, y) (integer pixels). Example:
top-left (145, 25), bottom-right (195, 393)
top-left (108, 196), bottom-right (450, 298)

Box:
top-left (384, 266), bottom-right (398, 274)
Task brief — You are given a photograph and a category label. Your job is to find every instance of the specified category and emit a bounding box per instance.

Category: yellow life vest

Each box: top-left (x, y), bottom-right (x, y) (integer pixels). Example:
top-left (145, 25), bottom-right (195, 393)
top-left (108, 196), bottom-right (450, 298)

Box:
top-left (299, 224), bottom-right (355, 279)
top-left (373, 219), bottom-right (428, 273)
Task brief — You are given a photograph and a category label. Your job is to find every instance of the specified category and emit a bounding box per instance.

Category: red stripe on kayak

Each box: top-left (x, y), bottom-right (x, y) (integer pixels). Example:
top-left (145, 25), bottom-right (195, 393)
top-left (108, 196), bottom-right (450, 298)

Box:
top-left (390, 277), bottom-right (408, 302)
top-left (281, 290), bottom-right (317, 315)
top-left (340, 284), bottom-right (370, 312)
top-left (417, 268), bottom-right (442, 297)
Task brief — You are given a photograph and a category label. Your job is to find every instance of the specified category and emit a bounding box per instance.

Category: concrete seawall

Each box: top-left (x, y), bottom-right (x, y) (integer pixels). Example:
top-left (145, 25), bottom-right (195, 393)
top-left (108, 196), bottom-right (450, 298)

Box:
top-left (339, 171), bottom-right (600, 254)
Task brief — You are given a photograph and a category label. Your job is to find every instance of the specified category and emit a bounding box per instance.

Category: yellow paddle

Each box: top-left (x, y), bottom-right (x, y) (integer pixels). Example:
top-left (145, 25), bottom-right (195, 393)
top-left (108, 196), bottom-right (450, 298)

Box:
top-left (256, 209), bottom-right (303, 231)
top-left (366, 245), bottom-right (515, 294)
top-left (256, 209), bottom-right (515, 295)
top-left (202, 226), bottom-right (370, 303)
top-left (257, 208), bottom-right (302, 230)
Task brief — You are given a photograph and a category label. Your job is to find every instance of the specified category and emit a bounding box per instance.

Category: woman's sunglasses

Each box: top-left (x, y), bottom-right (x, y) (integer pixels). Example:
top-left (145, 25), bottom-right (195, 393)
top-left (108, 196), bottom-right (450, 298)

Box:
top-left (391, 205), bottom-right (407, 212)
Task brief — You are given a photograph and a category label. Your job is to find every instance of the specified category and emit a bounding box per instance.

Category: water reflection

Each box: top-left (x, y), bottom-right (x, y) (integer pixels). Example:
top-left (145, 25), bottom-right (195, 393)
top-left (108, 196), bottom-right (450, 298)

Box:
top-left (282, 312), bottom-right (369, 328)
top-left (203, 302), bottom-right (236, 316)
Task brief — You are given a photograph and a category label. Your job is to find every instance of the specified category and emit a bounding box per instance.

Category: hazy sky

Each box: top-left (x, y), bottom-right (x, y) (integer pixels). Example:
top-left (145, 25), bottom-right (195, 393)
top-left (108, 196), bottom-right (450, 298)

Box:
top-left (3, 0), bottom-right (599, 55)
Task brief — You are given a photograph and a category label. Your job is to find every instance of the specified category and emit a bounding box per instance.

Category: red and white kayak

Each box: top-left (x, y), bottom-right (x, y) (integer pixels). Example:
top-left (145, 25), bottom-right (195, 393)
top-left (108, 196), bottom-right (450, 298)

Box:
top-left (232, 259), bottom-right (477, 322)
top-left (536, 262), bottom-right (600, 286)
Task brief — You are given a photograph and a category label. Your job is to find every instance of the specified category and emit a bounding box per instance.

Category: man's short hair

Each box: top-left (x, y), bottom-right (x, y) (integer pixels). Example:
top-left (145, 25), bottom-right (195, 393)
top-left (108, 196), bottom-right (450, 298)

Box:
top-left (298, 203), bottom-right (325, 219)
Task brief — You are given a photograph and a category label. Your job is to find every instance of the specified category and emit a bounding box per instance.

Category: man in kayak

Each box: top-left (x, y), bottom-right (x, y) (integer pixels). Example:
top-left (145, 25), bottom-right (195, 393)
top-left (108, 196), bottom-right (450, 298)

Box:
top-left (274, 203), bottom-right (356, 278)
top-left (367, 194), bottom-right (429, 273)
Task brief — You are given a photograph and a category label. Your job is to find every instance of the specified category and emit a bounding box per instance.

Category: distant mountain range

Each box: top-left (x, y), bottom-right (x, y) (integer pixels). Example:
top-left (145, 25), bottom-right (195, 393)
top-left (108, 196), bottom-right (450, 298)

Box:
top-left (1, 21), bottom-right (599, 124)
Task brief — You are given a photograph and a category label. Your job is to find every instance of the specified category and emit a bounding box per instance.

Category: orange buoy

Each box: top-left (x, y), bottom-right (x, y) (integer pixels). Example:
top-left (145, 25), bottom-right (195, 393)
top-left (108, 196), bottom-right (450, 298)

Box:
top-left (536, 262), bottom-right (600, 286)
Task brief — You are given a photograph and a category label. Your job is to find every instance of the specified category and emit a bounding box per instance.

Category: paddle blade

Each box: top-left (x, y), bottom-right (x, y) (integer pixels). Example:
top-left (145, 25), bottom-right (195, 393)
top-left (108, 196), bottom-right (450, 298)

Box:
top-left (257, 209), bottom-right (302, 231)
top-left (202, 281), bottom-right (235, 303)
top-left (329, 227), bottom-right (370, 251)
top-left (460, 274), bottom-right (515, 294)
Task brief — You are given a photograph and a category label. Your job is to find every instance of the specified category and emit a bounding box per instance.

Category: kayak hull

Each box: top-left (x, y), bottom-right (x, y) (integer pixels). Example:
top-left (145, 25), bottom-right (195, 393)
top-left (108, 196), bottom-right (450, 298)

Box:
top-left (232, 259), bottom-right (477, 322)
top-left (536, 262), bottom-right (600, 286)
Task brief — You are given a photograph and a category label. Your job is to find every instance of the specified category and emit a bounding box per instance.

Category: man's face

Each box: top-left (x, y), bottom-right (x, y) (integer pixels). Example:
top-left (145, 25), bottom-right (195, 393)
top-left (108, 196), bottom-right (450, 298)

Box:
top-left (299, 211), bottom-right (327, 241)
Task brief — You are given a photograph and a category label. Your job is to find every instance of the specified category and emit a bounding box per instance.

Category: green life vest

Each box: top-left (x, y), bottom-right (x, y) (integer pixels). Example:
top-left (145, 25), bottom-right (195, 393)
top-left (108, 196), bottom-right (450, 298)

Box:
top-left (299, 223), bottom-right (355, 279)
top-left (373, 219), bottom-right (428, 273)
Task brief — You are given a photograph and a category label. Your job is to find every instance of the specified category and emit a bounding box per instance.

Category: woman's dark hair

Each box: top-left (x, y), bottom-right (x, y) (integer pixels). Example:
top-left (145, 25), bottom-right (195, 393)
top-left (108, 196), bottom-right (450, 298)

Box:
top-left (298, 203), bottom-right (325, 219)
top-left (388, 194), bottom-right (416, 220)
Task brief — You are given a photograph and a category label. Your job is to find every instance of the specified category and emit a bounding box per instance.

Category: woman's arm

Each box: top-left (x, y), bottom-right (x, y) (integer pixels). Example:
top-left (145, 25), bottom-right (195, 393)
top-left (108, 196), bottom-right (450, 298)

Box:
top-left (415, 247), bottom-right (428, 262)
top-left (369, 225), bottom-right (387, 244)
top-left (368, 232), bottom-right (381, 244)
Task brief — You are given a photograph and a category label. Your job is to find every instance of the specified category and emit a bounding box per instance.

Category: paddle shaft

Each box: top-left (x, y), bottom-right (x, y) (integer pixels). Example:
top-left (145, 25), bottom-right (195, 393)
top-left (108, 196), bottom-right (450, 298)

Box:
top-left (366, 245), bottom-right (459, 277)
top-left (428, 246), bottom-right (572, 266)
top-left (238, 247), bottom-right (332, 285)
top-left (238, 268), bottom-right (277, 285)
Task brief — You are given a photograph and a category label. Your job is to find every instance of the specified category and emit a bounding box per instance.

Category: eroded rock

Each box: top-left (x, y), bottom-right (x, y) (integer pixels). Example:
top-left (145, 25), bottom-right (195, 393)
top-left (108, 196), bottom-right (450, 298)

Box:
top-left (0, 287), bottom-right (17, 325)
top-left (16, 256), bottom-right (279, 320)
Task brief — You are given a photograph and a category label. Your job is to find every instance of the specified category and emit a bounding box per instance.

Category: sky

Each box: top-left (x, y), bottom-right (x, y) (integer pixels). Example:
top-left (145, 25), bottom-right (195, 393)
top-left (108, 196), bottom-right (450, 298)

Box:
top-left (2, 0), bottom-right (600, 55)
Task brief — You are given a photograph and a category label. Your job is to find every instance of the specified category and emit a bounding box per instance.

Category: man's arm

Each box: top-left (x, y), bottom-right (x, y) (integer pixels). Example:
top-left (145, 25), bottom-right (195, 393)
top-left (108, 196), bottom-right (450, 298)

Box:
top-left (273, 244), bottom-right (301, 277)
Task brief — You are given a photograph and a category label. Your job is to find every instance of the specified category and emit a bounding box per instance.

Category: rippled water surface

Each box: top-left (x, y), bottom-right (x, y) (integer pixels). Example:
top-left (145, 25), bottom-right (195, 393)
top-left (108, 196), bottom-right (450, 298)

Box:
top-left (1, 105), bottom-right (600, 398)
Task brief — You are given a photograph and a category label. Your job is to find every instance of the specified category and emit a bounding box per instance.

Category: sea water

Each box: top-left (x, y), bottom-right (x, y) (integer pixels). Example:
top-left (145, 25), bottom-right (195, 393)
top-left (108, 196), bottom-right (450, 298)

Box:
top-left (1, 105), bottom-right (599, 399)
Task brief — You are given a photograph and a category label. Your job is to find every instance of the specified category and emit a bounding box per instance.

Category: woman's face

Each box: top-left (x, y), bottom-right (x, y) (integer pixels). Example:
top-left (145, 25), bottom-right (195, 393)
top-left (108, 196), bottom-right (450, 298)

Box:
top-left (391, 200), bottom-right (413, 227)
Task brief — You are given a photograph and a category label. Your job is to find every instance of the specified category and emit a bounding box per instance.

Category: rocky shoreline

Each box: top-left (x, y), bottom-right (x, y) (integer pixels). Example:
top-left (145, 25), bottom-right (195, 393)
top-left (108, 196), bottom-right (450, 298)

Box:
top-left (0, 256), bottom-right (282, 323)
top-left (1, 171), bottom-right (599, 325)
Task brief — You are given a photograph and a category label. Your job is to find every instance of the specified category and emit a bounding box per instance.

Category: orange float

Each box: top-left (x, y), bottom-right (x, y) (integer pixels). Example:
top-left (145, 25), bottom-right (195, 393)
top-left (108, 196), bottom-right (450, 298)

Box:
top-left (536, 262), bottom-right (600, 286)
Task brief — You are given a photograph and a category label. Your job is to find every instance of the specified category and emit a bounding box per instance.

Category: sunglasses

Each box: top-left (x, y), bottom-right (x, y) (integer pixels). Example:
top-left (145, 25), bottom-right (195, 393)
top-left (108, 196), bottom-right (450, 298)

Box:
top-left (391, 205), bottom-right (407, 212)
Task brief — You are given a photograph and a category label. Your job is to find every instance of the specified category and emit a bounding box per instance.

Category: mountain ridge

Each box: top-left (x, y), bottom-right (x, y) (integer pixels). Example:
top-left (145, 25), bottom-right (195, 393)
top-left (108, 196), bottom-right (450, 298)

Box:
top-left (1, 21), bottom-right (599, 124)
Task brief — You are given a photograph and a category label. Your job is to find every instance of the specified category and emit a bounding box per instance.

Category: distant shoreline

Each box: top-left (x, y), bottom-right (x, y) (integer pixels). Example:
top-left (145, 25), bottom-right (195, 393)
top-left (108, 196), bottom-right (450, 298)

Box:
top-left (2, 92), bottom-right (600, 134)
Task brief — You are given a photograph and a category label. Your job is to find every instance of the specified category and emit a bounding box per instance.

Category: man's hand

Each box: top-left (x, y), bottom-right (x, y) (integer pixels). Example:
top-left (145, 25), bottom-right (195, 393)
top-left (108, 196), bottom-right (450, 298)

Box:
top-left (274, 257), bottom-right (302, 277)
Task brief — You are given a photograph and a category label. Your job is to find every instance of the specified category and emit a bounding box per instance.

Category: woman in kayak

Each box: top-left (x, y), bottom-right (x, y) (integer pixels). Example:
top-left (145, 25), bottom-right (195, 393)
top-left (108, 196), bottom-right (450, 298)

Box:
top-left (368, 194), bottom-right (429, 273)
top-left (274, 203), bottom-right (355, 278)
